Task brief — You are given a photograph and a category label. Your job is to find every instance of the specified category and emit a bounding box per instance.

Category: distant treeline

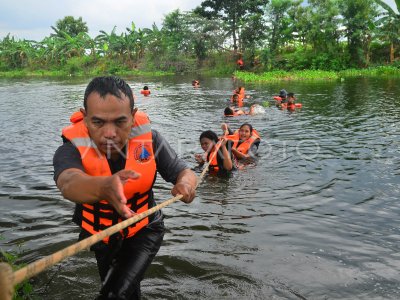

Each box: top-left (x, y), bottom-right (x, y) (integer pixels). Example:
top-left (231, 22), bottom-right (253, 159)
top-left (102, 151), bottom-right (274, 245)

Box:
top-left (0, 0), bottom-right (399, 76)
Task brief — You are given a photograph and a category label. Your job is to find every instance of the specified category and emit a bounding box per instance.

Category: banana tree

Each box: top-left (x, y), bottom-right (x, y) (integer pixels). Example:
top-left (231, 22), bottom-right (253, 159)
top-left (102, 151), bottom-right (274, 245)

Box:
top-left (125, 22), bottom-right (151, 62)
top-left (95, 27), bottom-right (125, 58)
top-left (0, 34), bottom-right (34, 69)
top-left (375, 0), bottom-right (400, 62)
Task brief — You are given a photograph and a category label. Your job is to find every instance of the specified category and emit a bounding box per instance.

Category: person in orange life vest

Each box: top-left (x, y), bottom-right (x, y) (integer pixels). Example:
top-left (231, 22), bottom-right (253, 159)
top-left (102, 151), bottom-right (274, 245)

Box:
top-left (274, 89), bottom-right (288, 103)
top-left (279, 92), bottom-right (301, 110)
top-left (237, 57), bottom-right (244, 70)
top-left (237, 86), bottom-right (252, 101)
top-left (192, 80), bottom-right (200, 87)
top-left (287, 92), bottom-right (295, 102)
top-left (236, 86), bottom-right (247, 101)
top-left (230, 93), bottom-right (244, 107)
top-left (53, 76), bottom-right (197, 299)
top-left (221, 122), bottom-right (260, 160)
top-left (140, 85), bottom-right (151, 96)
top-left (194, 130), bottom-right (234, 174)
top-left (285, 92), bottom-right (296, 109)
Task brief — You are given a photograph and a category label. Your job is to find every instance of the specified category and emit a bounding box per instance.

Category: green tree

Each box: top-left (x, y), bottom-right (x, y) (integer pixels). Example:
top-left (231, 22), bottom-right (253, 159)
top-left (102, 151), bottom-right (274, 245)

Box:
top-left (95, 26), bottom-right (124, 58)
top-left (306, 0), bottom-right (341, 54)
top-left (162, 9), bottom-right (189, 54)
top-left (183, 12), bottom-right (224, 62)
top-left (52, 16), bottom-right (89, 38)
top-left (338, 0), bottom-right (378, 67)
top-left (264, 0), bottom-right (294, 56)
top-left (287, 3), bottom-right (311, 46)
top-left (146, 24), bottom-right (166, 60)
top-left (194, 0), bottom-right (266, 53)
top-left (375, 0), bottom-right (400, 62)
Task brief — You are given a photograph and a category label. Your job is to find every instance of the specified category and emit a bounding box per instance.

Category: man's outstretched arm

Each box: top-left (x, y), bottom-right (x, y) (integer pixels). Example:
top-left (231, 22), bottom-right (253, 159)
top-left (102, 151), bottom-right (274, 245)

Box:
top-left (56, 168), bottom-right (140, 219)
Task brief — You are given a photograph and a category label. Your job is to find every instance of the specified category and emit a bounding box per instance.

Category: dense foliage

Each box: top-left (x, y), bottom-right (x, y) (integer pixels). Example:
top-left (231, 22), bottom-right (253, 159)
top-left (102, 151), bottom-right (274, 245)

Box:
top-left (0, 0), bottom-right (399, 76)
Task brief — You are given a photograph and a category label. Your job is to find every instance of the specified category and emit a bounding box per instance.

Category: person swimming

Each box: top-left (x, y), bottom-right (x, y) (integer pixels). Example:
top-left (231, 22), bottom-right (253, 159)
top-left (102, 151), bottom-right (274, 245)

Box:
top-left (194, 130), bottom-right (234, 174)
top-left (221, 123), bottom-right (261, 160)
top-left (140, 85), bottom-right (151, 96)
top-left (224, 104), bottom-right (265, 117)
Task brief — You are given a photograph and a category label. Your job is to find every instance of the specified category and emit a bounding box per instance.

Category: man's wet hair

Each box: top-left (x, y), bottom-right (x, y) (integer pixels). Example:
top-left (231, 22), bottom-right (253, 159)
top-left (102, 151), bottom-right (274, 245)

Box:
top-left (224, 107), bottom-right (234, 116)
top-left (84, 76), bottom-right (135, 112)
top-left (200, 130), bottom-right (219, 143)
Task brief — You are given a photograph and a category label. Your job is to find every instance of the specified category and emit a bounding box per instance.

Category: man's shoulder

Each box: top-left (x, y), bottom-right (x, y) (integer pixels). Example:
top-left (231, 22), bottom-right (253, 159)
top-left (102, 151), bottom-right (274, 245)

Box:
top-left (151, 129), bottom-right (164, 144)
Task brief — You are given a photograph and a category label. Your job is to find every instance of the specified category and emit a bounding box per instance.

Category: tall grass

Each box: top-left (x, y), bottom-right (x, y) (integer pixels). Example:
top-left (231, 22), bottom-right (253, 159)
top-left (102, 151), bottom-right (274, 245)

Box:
top-left (338, 66), bottom-right (400, 77)
top-left (234, 70), bottom-right (338, 82)
top-left (234, 66), bottom-right (400, 82)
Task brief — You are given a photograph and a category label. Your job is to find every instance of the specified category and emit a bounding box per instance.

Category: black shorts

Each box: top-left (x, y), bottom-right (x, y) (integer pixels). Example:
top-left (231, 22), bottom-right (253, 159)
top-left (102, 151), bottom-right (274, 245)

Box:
top-left (90, 217), bottom-right (165, 300)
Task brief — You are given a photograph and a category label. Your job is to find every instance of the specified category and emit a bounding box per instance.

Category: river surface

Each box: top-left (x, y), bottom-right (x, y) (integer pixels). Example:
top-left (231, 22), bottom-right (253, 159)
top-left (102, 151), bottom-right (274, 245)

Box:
top-left (0, 75), bottom-right (399, 299)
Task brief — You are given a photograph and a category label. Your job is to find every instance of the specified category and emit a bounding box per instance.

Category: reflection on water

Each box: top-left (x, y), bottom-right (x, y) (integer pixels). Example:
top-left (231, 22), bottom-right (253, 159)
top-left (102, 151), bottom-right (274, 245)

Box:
top-left (0, 76), bottom-right (400, 299)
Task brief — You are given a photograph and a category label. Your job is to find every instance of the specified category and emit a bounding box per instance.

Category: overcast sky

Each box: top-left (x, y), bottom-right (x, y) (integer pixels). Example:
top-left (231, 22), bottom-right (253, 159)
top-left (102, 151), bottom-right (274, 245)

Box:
top-left (0, 0), bottom-right (203, 41)
top-left (0, 0), bottom-right (398, 41)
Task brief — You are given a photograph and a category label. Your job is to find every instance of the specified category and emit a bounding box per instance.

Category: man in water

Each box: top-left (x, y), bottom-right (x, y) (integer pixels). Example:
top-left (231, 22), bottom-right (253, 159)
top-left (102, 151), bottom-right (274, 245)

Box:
top-left (53, 76), bottom-right (197, 299)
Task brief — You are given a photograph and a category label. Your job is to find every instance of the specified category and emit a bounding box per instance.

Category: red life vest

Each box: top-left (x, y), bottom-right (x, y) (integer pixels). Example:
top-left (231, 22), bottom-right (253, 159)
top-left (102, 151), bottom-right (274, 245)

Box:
top-left (140, 89), bottom-right (151, 96)
top-left (62, 110), bottom-right (156, 243)
top-left (227, 129), bottom-right (261, 155)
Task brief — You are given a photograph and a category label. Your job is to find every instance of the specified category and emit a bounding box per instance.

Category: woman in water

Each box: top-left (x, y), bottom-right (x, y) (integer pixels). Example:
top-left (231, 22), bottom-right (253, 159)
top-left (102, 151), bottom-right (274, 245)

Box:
top-left (194, 130), bottom-right (234, 174)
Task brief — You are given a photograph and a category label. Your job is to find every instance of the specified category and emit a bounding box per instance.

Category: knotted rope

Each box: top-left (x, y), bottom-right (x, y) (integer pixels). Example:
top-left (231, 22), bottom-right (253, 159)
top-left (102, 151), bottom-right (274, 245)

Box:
top-left (0, 141), bottom-right (222, 300)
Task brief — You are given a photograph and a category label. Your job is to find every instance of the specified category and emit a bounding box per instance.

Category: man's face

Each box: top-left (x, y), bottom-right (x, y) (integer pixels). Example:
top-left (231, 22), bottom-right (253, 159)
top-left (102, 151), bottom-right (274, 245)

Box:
top-left (83, 92), bottom-right (135, 158)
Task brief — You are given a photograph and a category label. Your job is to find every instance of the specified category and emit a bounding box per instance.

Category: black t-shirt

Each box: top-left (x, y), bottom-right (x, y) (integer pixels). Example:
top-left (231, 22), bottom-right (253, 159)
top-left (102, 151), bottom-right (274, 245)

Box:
top-left (53, 129), bottom-right (188, 228)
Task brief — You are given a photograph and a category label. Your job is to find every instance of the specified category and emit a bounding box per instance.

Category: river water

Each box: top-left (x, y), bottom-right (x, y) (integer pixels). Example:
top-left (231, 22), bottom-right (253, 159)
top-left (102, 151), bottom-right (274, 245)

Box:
top-left (0, 75), bottom-right (399, 299)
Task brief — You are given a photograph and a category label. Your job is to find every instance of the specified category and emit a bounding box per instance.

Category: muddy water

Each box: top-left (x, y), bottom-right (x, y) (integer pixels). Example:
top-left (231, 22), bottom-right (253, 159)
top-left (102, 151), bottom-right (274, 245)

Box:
top-left (0, 76), bottom-right (399, 299)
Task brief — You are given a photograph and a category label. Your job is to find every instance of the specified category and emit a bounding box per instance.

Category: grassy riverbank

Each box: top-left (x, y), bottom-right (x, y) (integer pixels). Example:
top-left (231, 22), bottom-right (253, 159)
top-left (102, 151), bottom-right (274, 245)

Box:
top-left (234, 66), bottom-right (400, 82)
top-left (1, 64), bottom-right (399, 81)
top-left (0, 69), bottom-right (172, 78)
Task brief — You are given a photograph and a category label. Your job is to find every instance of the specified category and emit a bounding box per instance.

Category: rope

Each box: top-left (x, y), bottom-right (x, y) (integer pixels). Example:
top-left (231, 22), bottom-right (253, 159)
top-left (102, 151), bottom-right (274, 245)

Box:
top-left (0, 141), bottom-right (222, 300)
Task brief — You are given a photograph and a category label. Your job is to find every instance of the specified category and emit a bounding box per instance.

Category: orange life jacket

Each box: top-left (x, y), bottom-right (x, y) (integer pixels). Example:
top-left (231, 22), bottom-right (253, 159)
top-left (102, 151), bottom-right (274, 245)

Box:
top-left (140, 89), bottom-right (151, 96)
top-left (238, 88), bottom-right (245, 101)
top-left (230, 95), bottom-right (243, 105)
top-left (206, 143), bottom-right (223, 172)
top-left (273, 96), bottom-right (284, 101)
top-left (227, 129), bottom-right (261, 155)
top-left (62, 110), bottom-right (156, 243)
top-left (281, 103), bottom-right (302, 109)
